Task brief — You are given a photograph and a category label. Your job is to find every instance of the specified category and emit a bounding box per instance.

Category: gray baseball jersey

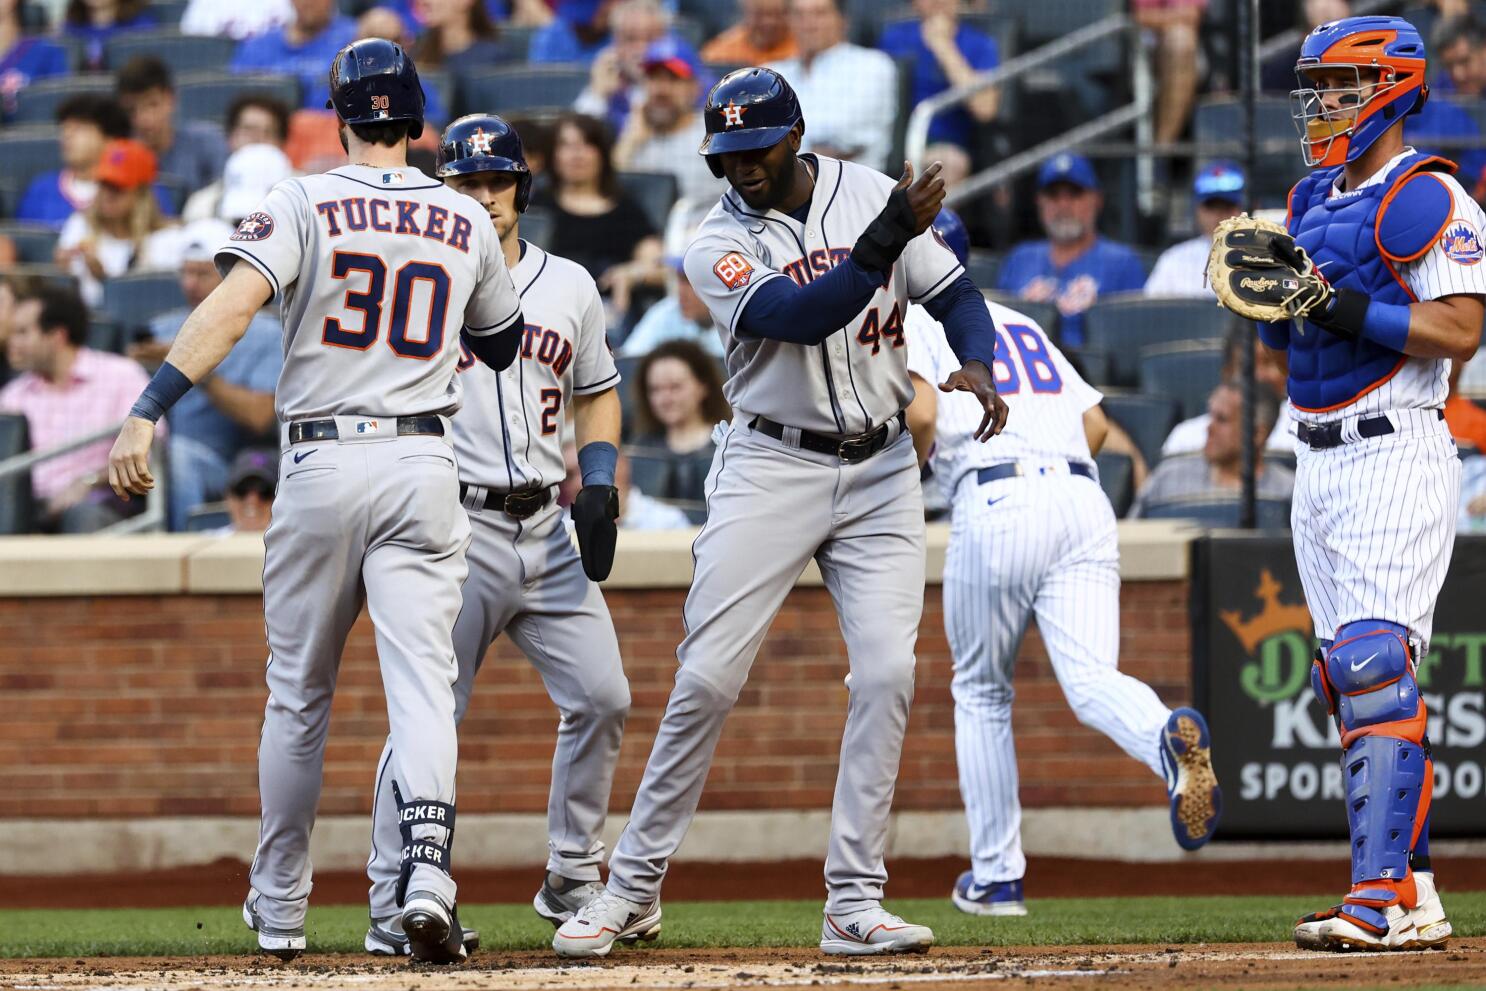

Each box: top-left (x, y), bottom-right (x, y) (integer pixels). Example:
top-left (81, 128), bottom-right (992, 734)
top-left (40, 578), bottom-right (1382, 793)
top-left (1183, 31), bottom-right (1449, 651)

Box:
top-left (682, 155), bottom-right (964, 435)
top-left (450, 241), bottom-right (619, 490)
top-left (217, 164), bottom-right (522, 421)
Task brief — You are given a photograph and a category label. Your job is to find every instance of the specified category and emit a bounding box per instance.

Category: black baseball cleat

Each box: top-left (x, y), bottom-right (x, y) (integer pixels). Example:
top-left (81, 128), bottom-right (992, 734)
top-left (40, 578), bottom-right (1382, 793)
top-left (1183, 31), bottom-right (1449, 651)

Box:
top-left (400, 890), bottom-right (468, 964)
top-left (366, 915), bottom-right (480, 957)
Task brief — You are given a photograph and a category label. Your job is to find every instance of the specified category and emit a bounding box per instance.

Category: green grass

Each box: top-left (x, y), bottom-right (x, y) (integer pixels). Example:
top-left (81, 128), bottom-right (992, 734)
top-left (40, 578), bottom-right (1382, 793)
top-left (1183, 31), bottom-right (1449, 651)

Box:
top-left (3, 892), bottom-right (1485, 958)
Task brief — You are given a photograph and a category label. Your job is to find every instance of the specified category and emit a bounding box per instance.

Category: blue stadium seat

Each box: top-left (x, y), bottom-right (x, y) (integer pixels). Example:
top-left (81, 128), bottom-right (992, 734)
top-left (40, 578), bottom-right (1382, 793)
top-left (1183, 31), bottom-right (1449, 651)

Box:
top-left (1067, 346), bottom-right (1112, 387)
top-left (86, 318), bottom-right (129, 354)
top-left (0, 413), bottom-right (34, 534)
top-left (148, 0), bottom-right (189, 25)
top-left (0, 126), bottom-right (63, 194)
top-left (185, 504), bottom-right (230, 532)
top-left (983, 292), bottom-right (1058, 341)
top-left (1082, 295), bottom-right (1230, 387)
top-left (102, 271), bottom-right (185, 334)
top-left (174, 72), bottom-right (300, 126)
top-left (1193, 96), bottom-right (1297, 206)
top-left (619, 171), bottom-right (679, 234)
top-left (964, 250), bottom-right (1001, 291)
top-left (1139, 340), bottom-right (1225, 420)
top-left (455, 65), bottom-right (589, 120)
top-left (1094, 450), bottom-right (1133, 517)
top-left (1100, 392), bottom-right (1180, 468)
top-left (12, 76), bottom-right (115, 125)
top-left (106, 30), bottom-right (237, 74)
top-left (0, 222), bottom-right (59, 264)
top-left (1141, 495), bottom-right (1291, 528)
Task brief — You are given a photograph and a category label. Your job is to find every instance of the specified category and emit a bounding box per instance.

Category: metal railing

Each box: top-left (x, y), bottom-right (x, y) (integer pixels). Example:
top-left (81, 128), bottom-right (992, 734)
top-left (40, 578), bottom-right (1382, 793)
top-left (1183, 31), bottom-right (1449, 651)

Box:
top-left (0, 419), bottom-right (167, 534)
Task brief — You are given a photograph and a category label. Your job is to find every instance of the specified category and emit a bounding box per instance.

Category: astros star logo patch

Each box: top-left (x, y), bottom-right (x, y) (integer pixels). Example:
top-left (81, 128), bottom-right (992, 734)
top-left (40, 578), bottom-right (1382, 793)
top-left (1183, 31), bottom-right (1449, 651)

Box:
top-left (469, 127), bottom-right (494, 155)
top-left (723, 99), bottom-right (746, 128)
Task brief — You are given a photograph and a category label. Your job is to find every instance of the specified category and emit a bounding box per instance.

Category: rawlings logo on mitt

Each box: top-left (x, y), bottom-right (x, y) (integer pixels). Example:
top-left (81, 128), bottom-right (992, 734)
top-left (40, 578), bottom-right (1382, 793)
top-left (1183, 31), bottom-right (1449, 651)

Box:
top-left (1206, 214), bottom-right (1333, 322)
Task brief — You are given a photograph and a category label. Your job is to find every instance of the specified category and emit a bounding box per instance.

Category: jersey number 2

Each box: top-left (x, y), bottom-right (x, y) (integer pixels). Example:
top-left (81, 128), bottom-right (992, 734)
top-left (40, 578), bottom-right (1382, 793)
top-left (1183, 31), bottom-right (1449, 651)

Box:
top-left (991, 324), bottom-right (1062, 394)
top-left (322, 251), bottom-right (450, 359)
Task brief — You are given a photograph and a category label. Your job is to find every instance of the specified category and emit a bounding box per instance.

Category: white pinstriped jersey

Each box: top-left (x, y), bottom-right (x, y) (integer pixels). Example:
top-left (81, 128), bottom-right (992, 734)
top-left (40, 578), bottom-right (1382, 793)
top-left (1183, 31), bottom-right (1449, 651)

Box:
top-left (683, 154), bottom-right (964, 435)
top-left (451, 241), bottom-right (619, 491)
top-left (1295, 147), bottom-right (1486, 424)
top-left (216, 164), bottom-right (522, 421)
top-left (905, 298), bottom-right (1101, 498)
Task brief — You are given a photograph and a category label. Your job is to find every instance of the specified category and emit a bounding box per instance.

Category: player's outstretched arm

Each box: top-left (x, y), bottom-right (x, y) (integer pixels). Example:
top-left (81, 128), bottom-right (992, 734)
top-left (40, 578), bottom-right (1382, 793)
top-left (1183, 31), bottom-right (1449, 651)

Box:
top-left (109, 263), bottom-right (273, 498)
top-left (572, 387), bottom-right (623, 582)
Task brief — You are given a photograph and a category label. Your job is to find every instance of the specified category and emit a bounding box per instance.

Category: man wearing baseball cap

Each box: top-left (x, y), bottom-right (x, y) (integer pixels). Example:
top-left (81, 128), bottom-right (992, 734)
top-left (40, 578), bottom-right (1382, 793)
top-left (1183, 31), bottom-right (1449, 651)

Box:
top-left (1144, 161), bottom-right (1246, 298)
top-left (219, 447), bottom-right (277, 534)
top-left (612, 38), bottom-right (726, 203)
top-left (996, 153), bottom-right (1147, 347)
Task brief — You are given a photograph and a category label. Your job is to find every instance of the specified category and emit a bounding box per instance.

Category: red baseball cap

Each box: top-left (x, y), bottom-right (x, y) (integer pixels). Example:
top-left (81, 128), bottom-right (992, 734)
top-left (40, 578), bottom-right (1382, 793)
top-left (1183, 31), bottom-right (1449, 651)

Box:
top-left (642, 38), bottom-right (701, 80)
top-left (95, 139), bottom-right (157, 190)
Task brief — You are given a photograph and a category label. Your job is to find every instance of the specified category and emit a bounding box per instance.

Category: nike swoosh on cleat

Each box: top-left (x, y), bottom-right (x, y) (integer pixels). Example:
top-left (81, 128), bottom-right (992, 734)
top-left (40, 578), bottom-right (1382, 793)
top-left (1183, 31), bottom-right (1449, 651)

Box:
top-left (1350, 650), bottom-right (1381, 673)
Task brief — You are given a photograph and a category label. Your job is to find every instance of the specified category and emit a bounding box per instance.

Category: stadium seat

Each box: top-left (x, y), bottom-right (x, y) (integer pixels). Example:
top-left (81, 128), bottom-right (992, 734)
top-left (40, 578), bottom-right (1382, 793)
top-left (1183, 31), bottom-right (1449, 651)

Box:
top-left (619, 171), bottom-right (679, 234)
top-left (102, 272), bottom-right (185, 335)
top-left (1141, 495), bottom-right (1291, 528)
top-left (174, 72), bottom-right (301, 127)
top-left (148, 0), bottom-right (189, 24)
top-left (846, 0), bottom-right (908, 45)
top-left (86, 318), bottom-right (129, 354)
top-left (1193, 96), bottom-right (1297, 206)
top-left (455, 65), bottom-right (589, 120)
top-left (520, 207), bottom-right (554, 251)
top-left (614, 354), bottom-right (642, 441)
top-left (1002, 0), bottom-right (1121, 73)
top-left (677, 0), bottom-right (738, 39)
top-left (1139, 340), bottom-right (1225, 419)
top-left (0, 264), bottom-right (78, 293)
top-left (185, 503), bottom-right (230, 532)
top-left (1067, 346), bottom-right (1112, 387)
top-left (0, 126), bottom-right (63, 194)
top-left (498, 25), bottom-right (539, 61)
top-left (0, 413), bottom-right (35, 534)
top-left (964, 250), bottom-right (1000, 291)
top-left (1094, 450), bottom-right (1133, 517)
top-left (983, 292), bottom-right (1058, 340)
top-left (11, 75), bottom-right (116, 125)
top-left (1101, 392), bottom-right (1180, 468)
top-left (1082, 295), bottom-right (1229, 387)
top-left (105, 31), bottom-right (237, 74)
top-left (0, 222), bottom-right (59, 264)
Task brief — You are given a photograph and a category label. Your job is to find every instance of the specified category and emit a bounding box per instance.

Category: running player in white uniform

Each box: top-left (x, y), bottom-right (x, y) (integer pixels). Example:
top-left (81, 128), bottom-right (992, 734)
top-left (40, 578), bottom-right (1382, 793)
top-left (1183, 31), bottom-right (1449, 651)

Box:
top-left (553, 67), bottom-right (1008, 960)
top-left (108, 42), bottom-right (524, 964)
top-left (904, 210), bottom-right (1222, 917)
top-left (1233, 17), bottom-right (1483, 952)
top-left (362, 114), bottom-right (628, 954)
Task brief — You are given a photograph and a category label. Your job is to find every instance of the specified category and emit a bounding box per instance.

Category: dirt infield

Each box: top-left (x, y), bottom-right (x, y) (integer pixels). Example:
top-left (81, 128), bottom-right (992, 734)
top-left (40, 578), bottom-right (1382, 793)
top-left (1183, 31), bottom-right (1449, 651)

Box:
top-left (2, 942), bottom-right (1485, 990)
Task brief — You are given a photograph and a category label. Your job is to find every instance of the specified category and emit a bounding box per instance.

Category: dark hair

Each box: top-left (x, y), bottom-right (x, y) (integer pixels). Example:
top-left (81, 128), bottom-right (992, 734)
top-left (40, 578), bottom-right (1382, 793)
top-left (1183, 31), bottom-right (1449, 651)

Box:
top-left (31, 284), bottom-right (89, 347)
top-left (1433, 15), bottom-right (1486, 51)
top-left (55, 94), bottom-right (131, 138)
top-left (226, 93), bottom-right (291, 144)
top-left (505, 115), bottom-right (555, 174)
top-left (116, 55), bottom-right (172, 96)
top-left (552, 113), bottom-right (619, 199)
top-left (348, 119), bottom-right (415, 148)
top-left (413, 0), bottom-right (498, 67)
top-left (1213, 380), bottom-right (1279, 436)
top-left (66, 0), bottom-right (147, 26)
top-left (632, 339), bottom-right (731, 436)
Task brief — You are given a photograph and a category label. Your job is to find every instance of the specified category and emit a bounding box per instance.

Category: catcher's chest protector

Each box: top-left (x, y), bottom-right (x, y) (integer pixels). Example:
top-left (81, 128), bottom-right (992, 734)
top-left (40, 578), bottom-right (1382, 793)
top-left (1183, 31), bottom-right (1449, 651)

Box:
top-left (1285, 152), bottom-right (1454, 411)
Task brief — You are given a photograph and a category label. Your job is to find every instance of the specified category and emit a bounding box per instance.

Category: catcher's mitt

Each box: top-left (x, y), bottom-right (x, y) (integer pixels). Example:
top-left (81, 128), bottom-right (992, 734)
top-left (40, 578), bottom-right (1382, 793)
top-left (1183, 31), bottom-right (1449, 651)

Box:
top-left (1206, 214), bottom-right (1333, 323)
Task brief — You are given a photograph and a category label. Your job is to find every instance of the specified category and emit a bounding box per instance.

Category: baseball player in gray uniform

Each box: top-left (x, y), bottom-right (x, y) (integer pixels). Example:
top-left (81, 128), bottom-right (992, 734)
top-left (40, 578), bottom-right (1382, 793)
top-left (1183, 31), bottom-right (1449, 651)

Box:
top-left (362, 114), bottom-right (628, 955)
top-left (108, 41), bottom-right (524, 964)
top-left (553, 67), bottom-right (1007, 959)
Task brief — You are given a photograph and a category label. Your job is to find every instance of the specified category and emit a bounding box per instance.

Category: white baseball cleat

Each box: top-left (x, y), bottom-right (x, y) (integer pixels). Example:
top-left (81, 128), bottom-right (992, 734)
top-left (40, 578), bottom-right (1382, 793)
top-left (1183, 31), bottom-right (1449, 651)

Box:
top-left (242, 889), bottom-right (306, 961)
top-left (552, 889), bottom-right (662, 958)
top-left (820, 906), bottom-right (934, 955)
top-left (533, 872), bottom-right (608, 928)
top-left (1294, 872), bottom-right (1452, 952)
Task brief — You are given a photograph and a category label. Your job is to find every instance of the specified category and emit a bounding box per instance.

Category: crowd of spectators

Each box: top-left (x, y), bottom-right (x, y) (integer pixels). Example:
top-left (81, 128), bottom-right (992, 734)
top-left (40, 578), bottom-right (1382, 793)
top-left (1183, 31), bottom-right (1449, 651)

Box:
top-left (3, 0), bottom-right (1486, 535)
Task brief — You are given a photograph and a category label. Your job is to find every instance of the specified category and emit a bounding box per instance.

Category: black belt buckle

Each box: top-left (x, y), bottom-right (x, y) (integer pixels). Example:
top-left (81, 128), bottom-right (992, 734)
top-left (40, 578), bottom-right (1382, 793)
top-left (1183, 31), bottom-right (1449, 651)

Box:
top-left (837, 430), bottom-right (881, 465)
top-left (502, 488), bottom-right (548, 520)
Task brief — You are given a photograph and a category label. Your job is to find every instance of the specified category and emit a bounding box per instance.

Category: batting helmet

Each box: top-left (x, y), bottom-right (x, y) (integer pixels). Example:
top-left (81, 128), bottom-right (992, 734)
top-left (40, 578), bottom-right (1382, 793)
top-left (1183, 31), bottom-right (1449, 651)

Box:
top-left (437, 114), bottom-right (533, 212)
top-left (932, 208), bottom-right (969, 268)
top-left (1291, 16), bottom-right (1428, 167)
top-left (698, 67), bottom-right (803, 178)
top-left (326, 37), bottom-right (426, 140)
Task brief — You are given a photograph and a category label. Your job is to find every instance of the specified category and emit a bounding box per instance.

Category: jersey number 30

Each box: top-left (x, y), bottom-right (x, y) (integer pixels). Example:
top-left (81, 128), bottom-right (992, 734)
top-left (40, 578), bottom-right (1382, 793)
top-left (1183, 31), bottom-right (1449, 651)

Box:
top-left (992, 324), bottom-right (1062, 394)
top-left (322, 250), bottom-right (450, 359)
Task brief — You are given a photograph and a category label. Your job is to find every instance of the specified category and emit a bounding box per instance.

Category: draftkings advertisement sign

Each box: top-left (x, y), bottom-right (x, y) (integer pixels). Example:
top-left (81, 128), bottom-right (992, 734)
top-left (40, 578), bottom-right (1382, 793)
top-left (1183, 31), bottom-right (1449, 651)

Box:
top-left (1192, 535), bottom-right (1486, 838)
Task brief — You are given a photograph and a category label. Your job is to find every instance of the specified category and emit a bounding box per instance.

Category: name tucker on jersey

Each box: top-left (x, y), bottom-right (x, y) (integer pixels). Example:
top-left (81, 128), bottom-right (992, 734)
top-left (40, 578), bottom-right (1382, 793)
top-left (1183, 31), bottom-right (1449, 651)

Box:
top-left (314, 197), bottom-right (475, 252)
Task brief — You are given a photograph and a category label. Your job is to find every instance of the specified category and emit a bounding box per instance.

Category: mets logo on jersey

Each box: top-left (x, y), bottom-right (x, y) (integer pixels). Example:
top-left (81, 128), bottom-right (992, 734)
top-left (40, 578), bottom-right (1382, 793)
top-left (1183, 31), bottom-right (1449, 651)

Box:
top-left (713, 251), bottom-right (754, 290)
top-left (230, 212), bottom-right (274, 241)
top-left (1443, 220), bottom-right (1483, 265)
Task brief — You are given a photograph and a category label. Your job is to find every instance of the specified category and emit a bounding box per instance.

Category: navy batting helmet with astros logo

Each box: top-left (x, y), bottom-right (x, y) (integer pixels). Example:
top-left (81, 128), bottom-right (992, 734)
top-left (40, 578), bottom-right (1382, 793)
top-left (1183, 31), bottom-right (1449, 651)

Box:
top-left (326, 37), bottom-right (426, 139)
top-left (436, 114), bottom-right (533, 213)
top-left (698, 67), bottom-right (804, 178)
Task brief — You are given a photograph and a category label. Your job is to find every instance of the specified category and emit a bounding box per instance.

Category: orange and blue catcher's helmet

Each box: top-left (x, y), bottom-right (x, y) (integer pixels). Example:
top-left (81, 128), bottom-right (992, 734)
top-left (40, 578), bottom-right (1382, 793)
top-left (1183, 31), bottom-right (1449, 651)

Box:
top-left (1291, 16), bottom-right (1428, 168)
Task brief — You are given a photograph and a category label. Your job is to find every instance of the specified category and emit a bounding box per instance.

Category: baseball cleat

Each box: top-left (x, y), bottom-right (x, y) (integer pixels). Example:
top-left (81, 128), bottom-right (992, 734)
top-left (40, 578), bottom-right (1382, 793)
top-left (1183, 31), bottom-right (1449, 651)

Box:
top-left (951, 871), bottom-right (1027, 916)
top-left (820, 906), bottom-right (934, 955)
top-left (533, 872), bottom-right (608, 928)
top-left (400, 890), bottom-right (468, 964)
top-left (1160, 707), bottom-right (1222, 851)
top-left (242, 890), bottom-right (305, 961)
top-left (1294, 872), bottom-right (1452, 952)
top-left (365, 915), bottom-right (480, 956)
top-left (552, 889), bottom-right (662, 958)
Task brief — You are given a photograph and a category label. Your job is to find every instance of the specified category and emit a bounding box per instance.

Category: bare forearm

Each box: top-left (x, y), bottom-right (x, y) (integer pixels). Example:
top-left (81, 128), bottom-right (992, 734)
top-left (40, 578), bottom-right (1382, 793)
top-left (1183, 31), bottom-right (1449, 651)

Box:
top-left (927, 42), bottom-right (998, 121)
top-left (1405, 297), bottom-right (1485, 361)
top-left (906, 375), bottom-right (938, 467)
top-left (202, 377), bottom-right (276, 433)
top-left (575, 387), bottom-right (621, 449)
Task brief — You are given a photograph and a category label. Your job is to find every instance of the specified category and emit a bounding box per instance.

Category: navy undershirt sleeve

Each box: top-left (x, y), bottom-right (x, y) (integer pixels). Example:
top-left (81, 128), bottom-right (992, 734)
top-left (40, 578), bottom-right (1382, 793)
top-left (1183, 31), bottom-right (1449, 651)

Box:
top-left (462, 315), bottom-right (523, 371)
top-left (922, 275), bottom-right (998, 371)
top-left (736, 258), bottom-right (887, 345)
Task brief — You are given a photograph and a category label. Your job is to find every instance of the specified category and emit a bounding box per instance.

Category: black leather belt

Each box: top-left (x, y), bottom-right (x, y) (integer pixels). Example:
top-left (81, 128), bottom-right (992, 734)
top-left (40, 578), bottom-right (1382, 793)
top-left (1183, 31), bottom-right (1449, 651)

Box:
top-left (1295, 410), bottom-right (1442, 450)
top-left (749, 412), bottom-right (905, 464)
top-left (460, 483), bottom-right (553, 520)
top-left (978, 461), bottom-right (1095, 484)
top-left (288, 415), bottom-right (444, 444)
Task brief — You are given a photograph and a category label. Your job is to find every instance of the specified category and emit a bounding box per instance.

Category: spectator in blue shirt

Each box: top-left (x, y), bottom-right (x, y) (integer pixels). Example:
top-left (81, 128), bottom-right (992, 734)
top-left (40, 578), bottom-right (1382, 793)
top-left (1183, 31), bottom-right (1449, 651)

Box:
top-left (17, 94), bottom-right (132, 230)
top-left (117, 56), bottom-right (227, 200)
top-left (878, 0), bottom-right (999, 188)
top-left (997, 153), bottom-right (1147, 347)
top-left (1407, 87), bottom-right (1486, 194)
top-left (0, 0), bottom-right (68, 122)
top-left (531, 0), bottom-right (617, 64)
top-left (64, 0), bottom-right (154, 71)
top-left (231, 0), bottom-right (357, 111)
top-left (128, 219), bottom-right (283, 531)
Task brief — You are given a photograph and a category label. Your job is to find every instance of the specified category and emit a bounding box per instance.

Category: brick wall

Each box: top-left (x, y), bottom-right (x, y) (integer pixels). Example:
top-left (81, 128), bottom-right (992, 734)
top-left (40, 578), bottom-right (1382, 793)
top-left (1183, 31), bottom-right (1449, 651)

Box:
top-left (0, 582), bottom-right (1191, 819)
